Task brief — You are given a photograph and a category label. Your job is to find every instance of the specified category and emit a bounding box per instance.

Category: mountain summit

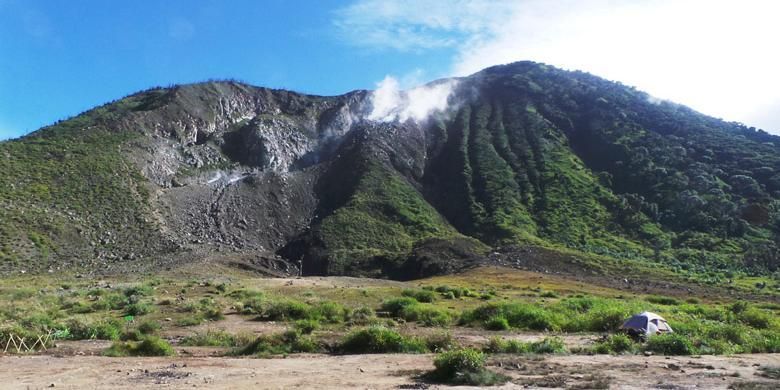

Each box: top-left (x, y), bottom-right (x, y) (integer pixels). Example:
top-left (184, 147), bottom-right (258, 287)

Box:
top-left (2, 62), bottom-right (779, 278)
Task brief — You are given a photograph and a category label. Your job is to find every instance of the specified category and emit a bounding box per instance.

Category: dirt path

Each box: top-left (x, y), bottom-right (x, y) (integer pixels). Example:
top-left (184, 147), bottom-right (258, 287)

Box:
top-left (2, 353), bottom-right (778, 389)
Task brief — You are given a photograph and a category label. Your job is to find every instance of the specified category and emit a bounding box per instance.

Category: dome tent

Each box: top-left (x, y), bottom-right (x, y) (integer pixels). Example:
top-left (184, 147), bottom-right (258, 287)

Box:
top-left (620, 311), bottom-right (673, 337)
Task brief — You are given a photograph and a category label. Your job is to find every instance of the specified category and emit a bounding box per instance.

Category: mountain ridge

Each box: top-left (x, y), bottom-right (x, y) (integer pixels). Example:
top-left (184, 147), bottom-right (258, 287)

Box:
top-left (1, 61), bottom-right (779, 281)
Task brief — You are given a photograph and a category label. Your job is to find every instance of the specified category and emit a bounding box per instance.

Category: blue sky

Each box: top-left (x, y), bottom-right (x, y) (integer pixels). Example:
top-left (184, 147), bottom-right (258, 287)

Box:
top-left (0, 0), bottom-right (455, 139)
top-left (2, 0), bottom-right (779, 140)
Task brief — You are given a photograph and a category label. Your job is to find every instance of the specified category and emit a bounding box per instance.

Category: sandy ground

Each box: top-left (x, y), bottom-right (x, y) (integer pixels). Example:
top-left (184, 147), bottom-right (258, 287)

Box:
top-left (1, 353), bottom-right (778, 389)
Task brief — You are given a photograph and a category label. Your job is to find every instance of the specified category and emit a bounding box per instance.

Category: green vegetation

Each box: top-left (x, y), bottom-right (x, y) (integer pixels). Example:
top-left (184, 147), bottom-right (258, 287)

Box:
top-left (0, 266), bottom-right (777, 360)
top-left (593, 334), bottom-right (638, 354)
top-left (644, 333), bottom-right (695, 355)
top-left (380, 297), bottom-right (453, 326)
top-left (181, 330), bottom-right (255, 347)
top-left (338, 327), bottom-right (427, 354)
top-left (427, 348), bottom-right (508, 386)
top-left (233, 330), bottom-right (321, 357)
top-left (104, 336), bottom-right (174, 357)
top-left (401, 289), bottom-right (436, 303)
top-left (486, 337), bottom-right (568, 354)
top-left (319, 160), bottom-right (469, 275)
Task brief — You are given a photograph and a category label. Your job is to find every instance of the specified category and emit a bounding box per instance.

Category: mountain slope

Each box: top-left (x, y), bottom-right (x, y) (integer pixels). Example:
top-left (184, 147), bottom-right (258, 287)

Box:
top-left (1, 62), bottom-right (778, 279)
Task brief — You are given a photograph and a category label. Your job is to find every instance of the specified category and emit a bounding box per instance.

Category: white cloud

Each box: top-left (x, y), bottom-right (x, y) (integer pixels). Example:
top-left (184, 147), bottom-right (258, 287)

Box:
top-left (336, 0), bottom-right (780, 134)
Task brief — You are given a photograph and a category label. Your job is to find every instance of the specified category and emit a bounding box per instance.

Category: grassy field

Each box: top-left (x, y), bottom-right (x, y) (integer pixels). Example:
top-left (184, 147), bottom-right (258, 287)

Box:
top-left (1, 266), bottom-right (778, 364)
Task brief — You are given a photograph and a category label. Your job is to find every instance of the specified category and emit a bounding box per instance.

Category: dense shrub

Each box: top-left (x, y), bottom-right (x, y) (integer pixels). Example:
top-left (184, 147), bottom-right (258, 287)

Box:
top-left (402, 289), bottom-right (436, 303)
top-left (104, 336), bottom-right (174, 356)
top-left (646, 295), bottom-right (680, 305)
top-left (380, 298), bottom-right (418, 316)
top-left (644, 334), bottom-right (694, 355)
top-left (432, 348), bottom-right (485, 379)
top-left (737, 308), bottom-right (774, 329)
top-left (484, 315), bottom-right (510, 331)
top-left (428, 348), bottom-right (508, 386)
top-left (462, 302), bottom-right (562, 331)
top-left (338, 327), bottom-right (427, 354)
top-left (380, 298), bottom-right (452, 326)
top-left (315, 301), bottom-right (348, 323)
top-left (181, 330), bottom-right (254, 347)
top-left (294, 319), bottom-right (320, 334)
top-left (486, 337), bottom-right (567, 354)
top-left (593, 334), bottom-right (637, 354)
top-left (125, 303), bottom-right (153, 316)
top-left (233, 330), bottom-right (321, 356)
top-left (263, 300), bottom-right (312, 321)
top-left (425, 332), bottom-right (456, 352)
top-left (347, 306), bottom-right (377, 326)
top-left (433, 285), bottom-right (476, 299)
top-left (66, 318), bottom-right (123, 340)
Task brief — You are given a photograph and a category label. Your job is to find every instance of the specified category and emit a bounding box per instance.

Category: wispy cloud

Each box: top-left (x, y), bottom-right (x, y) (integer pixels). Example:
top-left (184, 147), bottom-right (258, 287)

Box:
top-left (168, 18), bottom-right (195, 41)
top-left (333, 0), bottom-right (512, 51)
top-left (335, 0), bottom-right (780, 134)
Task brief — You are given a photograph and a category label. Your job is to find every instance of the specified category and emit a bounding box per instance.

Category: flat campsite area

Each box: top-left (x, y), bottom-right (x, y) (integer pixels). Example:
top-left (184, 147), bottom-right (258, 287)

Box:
top-left (1, 266), bottom-right (779, 389)
top-left (2, 352), bottom-right (779, 389)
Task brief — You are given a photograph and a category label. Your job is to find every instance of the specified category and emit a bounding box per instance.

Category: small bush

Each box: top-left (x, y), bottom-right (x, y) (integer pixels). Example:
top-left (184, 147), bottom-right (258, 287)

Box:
top-left (381, 298), bottom-right (452, 326)
top-left (486, 337), bottom-right (529, 354)
top-left (137, 320), bottom-right (161, 335)
top-left (738, 309), bottom-right (774, 329)
top-left (743, 330), bottom-right (780, 353)
top-left (125, 303), bottom-right (153, 316)
top-left (402, 289), bottom-right (436, 303)
top-left (380, 298), bottom-right (418, 317)
top-left (411, 306), bottom-right (453, 327)
top-left (730, 301), bottom-right (749, 314)
top-left (233, 331), bottom-right (321, 356)
top-left (484, 315), bottom-right (510, 331)
top-left (646, 295), bottom-right (680, 305)
top-left (104, 336), bottom-right (174, 357)
top-left (348, 306), bottom-right (377, 326)
top-left (528, 337), bottom-right (567, 354)
top-left (428, 348), bottom-right (508, 386)
top-left (66, 318), bottom-right (123, 340)
top-left (463, 302), bottom-right (562, 331)
top-left (294, 319), bottom-right (320, 334)
top-left (644, 334), bottom-right (695, 355)
top-left (263, 300), bottom-right (313, 321)
top-left (181, 330), bottom-right (254, 347)
top-left (123, 285), bottom-right (153, 298)
top-left (485, 337), bottom-right (567, 354)
top-left (176, 315), bottom-right (204, 327)
top-left (315, 301), bottom-right (347, 323)
top-left (339, 327), bottom-right (427, 354)
top-left (433, 285), bottom-right (475, 298)
top-left (432, 348), bottom-right (485, 378)
top-left (425, 332), bottom-right (456, 352)
top-left (562, 307), bottom-right (628, 332)
top-left (539, 291), bottom-right (559, 298)
top-left (593, 334), bottom-right (636, 354)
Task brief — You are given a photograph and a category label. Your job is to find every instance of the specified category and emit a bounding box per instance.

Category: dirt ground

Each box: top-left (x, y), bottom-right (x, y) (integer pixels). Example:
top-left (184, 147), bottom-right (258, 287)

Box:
top-left (1, 353), bottom-right (778, 389)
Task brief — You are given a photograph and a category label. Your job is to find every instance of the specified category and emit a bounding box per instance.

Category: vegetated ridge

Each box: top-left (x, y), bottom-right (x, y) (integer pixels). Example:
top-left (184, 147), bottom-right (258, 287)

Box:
top-left (1, 61), bottom-right (779, 281)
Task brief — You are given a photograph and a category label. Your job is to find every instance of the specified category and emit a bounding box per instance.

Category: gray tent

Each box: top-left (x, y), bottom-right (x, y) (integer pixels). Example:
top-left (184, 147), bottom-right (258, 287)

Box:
top-left (620, 311), bottom-right (673, 337)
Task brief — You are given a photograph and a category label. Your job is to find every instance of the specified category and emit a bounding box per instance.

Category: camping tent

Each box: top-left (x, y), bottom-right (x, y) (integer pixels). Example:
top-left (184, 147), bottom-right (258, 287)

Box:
top-left (620, 312), bottom-right (673, 337)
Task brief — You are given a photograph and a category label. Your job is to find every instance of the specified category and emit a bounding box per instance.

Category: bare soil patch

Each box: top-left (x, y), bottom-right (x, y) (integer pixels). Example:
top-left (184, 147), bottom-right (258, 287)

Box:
top-left (2, 353), bottom-right (777, 389)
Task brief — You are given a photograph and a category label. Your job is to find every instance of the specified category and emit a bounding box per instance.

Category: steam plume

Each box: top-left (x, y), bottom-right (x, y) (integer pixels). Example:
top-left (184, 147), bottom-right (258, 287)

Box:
top-left (367, 76), bottom-right (458, 123)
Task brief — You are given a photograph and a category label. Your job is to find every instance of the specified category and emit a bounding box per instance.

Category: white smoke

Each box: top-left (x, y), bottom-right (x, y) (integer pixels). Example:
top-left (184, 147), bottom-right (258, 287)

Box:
top-left (367, 75), bottom-right (458, 122)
